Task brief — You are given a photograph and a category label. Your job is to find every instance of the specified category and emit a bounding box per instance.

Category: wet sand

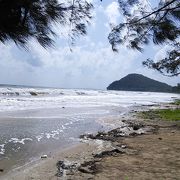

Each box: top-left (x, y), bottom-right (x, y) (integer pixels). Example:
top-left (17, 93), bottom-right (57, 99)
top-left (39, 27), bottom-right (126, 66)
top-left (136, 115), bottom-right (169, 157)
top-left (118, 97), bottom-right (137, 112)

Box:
top-left (0, 143), bottom-right (94, 180)
top-left (0, 106), bottom-right (116, 175)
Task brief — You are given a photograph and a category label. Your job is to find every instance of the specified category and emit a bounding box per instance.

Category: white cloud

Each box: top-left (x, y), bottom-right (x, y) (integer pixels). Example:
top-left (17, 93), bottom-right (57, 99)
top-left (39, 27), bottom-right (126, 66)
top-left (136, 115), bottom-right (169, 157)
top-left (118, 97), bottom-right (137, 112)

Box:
top-left (28, 41), bottom-right (139, 88)
top-left (0, 40), bottom-right (139, 89)
top-left (0, 39), bottom-right (179, 88)
top-left (105, 1), bottom-right (120, 25)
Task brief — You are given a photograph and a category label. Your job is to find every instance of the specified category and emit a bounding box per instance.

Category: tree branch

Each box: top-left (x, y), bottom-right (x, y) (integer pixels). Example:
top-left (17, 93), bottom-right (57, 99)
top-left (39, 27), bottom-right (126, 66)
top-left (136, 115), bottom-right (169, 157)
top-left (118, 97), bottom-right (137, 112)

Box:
top-left (134, 0), bottom-right (177, 23)
top-left (119, 0), bottom-right (178, 27)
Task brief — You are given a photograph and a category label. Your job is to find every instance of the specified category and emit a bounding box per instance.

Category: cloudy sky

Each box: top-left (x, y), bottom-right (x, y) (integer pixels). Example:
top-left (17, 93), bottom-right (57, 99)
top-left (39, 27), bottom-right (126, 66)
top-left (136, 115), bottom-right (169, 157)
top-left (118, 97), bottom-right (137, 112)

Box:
top-left (0, 0), bottom-right (179, 89)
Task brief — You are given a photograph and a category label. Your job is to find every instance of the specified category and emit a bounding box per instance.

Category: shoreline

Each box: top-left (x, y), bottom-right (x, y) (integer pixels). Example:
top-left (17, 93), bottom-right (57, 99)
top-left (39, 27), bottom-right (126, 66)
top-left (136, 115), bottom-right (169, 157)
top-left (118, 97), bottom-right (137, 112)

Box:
top-left (1, 142), bottom-right (96, 179)
top-left (1, 102), bottom-right (180, 179)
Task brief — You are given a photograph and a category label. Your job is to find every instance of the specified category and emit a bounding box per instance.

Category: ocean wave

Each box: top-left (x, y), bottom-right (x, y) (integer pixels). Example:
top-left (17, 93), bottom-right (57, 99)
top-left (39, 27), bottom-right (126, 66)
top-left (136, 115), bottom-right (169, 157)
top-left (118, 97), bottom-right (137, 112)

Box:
top-left (0, 87), bottom-right (102, 97)
top-left (0, 87), bottom-right (179, 112)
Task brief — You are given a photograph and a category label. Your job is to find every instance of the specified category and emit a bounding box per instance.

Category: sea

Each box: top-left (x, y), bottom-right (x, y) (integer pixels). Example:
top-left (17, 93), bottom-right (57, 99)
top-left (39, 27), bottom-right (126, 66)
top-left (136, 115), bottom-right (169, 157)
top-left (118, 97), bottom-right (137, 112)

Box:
top-left (0, 85), bottom-right (179, 173)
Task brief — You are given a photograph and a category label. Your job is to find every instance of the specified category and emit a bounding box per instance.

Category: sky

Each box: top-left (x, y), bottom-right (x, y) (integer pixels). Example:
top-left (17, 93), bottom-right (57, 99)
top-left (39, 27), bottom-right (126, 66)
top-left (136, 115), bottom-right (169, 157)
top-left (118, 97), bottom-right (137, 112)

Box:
top-left (0, 0), bottom-right (179, 89)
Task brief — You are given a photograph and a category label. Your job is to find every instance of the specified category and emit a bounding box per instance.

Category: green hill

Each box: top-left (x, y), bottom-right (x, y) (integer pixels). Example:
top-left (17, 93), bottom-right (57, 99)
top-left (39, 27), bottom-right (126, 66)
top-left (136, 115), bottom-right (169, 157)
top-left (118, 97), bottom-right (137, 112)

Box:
top-left (107, 74), bottom-right (173, 92)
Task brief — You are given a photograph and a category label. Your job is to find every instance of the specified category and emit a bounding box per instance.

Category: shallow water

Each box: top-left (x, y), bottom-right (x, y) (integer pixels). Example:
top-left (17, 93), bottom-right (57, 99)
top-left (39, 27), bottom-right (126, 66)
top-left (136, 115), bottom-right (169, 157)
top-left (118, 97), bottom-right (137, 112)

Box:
top-left (0, 87), bottom-right (179, 173)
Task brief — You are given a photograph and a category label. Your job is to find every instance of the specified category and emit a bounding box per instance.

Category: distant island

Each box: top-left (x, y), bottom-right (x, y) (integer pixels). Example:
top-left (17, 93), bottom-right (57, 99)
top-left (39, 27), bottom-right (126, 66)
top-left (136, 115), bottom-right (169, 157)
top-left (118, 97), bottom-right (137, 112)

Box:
top-left (107, 73), bottom-right (180, 93)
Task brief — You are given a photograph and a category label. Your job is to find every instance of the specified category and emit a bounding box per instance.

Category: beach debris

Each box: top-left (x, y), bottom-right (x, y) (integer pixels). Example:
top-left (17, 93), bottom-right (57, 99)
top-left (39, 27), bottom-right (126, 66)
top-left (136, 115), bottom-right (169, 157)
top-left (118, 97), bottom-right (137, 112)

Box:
top-left (79, 129), bottom-right (125, 142)
top-left (56, 161), bottom-right (64, 177)
top-left (132, 124), bottom-right (141, 130)
top-left (80, 121), bottom-right (153, 143)
top-left (41, 154), bottom-right (48, 159)
top-left (56, 160), bottom-right (78, 177)
top-left (56, 159), bottom-right (99, 176)
top-left (127, 122), bottom-right (144, 130)
top-left (94, 148), bottom-right (125, 158)
top-left (78, 160), bottom-right (98, 174)
top-left (56, 121), bottom-right (157, 177)
top-left (79, 133), bottom-right (95, 140)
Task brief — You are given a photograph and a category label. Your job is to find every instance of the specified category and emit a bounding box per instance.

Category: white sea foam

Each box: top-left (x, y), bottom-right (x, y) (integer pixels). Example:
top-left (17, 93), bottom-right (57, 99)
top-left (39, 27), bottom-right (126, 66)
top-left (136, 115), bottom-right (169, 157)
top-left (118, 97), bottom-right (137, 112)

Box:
top-left (8, 138), bottom-right (33, 144)
top-left (36, 135), bottom-right (44, 142)
top-left (0, 87), bottom-right (179, 113)
top-left (45, 131), bottom-right (59, 139)
top-left (35, 128), bottom-right (64, 141)
top-left (61, 125), bottom-right (66, 130)
top-left (0, 144), bottom-right (5, 155)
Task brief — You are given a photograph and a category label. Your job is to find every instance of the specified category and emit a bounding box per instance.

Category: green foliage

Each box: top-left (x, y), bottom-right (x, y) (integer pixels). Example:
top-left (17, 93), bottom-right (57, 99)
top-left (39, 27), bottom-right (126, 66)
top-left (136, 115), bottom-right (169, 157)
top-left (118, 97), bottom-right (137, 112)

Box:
top-left (141, 109), bottom-right (180, 121)
top-left (171, 99), bottom-right (180, 105)
top-left (108, 0), bottom-right (180, 76)
top-left (124, 176), bottom-right (129, 180)
top-left (108, 0), bottom-right (180, 51)
top-left (172, 84), bottom-right (180, 93)
top-left (143, 42), bottom-right (180, 76)
top-left (0, 0), bottom-right (93, 48)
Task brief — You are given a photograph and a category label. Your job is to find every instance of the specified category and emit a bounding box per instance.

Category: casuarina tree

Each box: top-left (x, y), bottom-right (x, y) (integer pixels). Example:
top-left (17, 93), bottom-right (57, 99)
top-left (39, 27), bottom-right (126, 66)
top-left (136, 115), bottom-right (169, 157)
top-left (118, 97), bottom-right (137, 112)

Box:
top-left (0, 0), bottom-right (93, 48)
top-left (107, 0), bottom-right (180, 76)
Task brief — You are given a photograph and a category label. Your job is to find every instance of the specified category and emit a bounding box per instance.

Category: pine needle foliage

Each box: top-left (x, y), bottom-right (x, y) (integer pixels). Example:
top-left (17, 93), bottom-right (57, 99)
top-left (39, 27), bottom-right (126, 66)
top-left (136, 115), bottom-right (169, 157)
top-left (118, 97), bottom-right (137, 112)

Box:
top-left (0, 0), bottom-right (93, 48)
top-left (107, 0), bottom-right (180, 76)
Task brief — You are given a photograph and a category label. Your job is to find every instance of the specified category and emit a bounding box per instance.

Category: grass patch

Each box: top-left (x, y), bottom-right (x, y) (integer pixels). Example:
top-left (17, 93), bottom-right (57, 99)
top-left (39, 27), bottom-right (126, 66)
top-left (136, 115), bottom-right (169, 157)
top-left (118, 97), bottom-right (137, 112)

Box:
top-left (141, 109), bottom-right (180, 121)
top-left (170, 99), bottom-right (180, 106)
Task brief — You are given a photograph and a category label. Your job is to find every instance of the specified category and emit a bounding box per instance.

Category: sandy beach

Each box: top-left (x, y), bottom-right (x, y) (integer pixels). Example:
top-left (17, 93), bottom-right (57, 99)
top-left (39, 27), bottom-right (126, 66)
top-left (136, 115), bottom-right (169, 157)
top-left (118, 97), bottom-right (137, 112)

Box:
top-left (1, 102), bottom-right (180, 180)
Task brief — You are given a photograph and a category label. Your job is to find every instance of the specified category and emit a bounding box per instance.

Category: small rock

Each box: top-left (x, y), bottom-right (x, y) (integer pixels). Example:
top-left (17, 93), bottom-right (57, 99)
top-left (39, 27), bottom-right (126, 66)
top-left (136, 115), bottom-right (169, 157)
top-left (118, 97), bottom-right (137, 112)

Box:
top-left (130, 132), bottom-right (137, 136)
top-left (158, 137), bottom-right (162, 140)
top-left (133, 125), bottom-right (140, 130)
top-left (0, 169), bottom-right (4, 172)
top-left (15, 92), bottom-right (20, 96)
top-left (121, 145), bottom-right (127, 149)
top-left (78, 166), bottom-right (94, 174)
top-left (29, 91), bottom-right (38, 96)
top-left (94, 148), bottom-right (124, 158)
top-left (41, 155), bottom-right (48, 159)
